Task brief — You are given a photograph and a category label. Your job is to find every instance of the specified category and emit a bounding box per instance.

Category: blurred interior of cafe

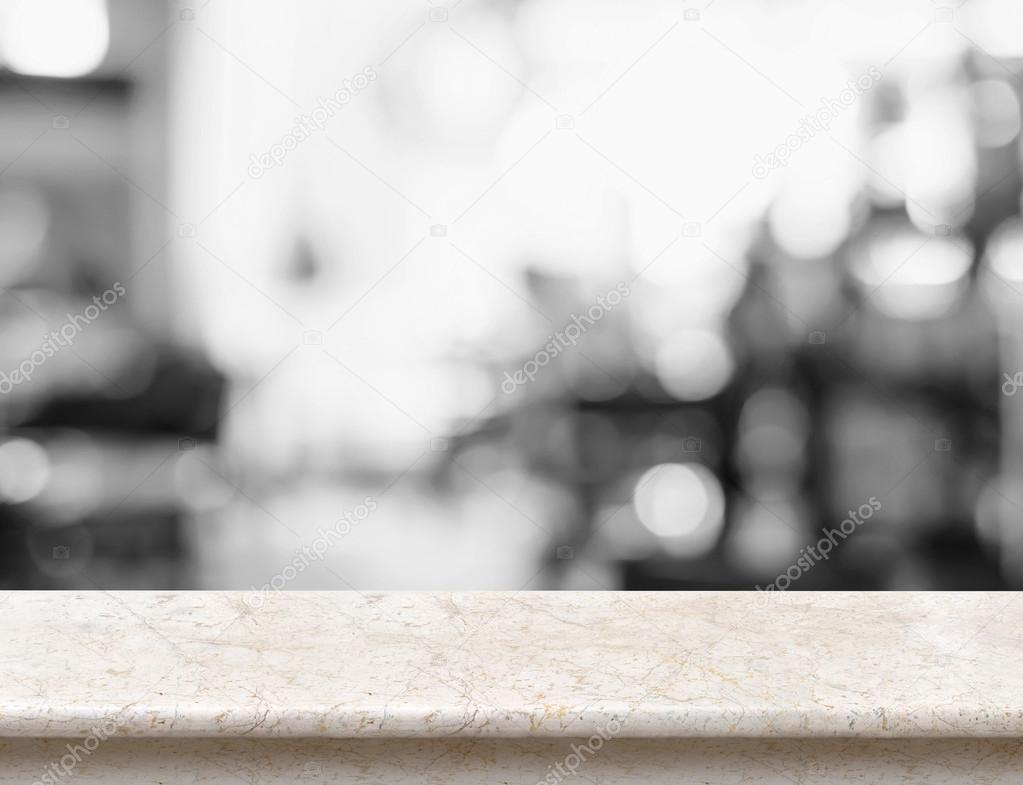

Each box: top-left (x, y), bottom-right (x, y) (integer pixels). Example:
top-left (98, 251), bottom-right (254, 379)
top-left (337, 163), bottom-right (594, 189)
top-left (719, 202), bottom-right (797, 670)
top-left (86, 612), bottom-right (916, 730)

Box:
top-left (3, 0), bottom-right (1023, 590)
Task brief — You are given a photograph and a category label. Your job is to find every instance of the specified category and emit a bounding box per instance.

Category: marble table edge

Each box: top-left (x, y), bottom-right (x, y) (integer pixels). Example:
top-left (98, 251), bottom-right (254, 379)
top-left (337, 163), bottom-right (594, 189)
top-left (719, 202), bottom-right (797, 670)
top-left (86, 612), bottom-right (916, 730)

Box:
top-left (2, 705), bottom-right (1023, 740)
top-left (1, 591), bottom-right (1021, 740)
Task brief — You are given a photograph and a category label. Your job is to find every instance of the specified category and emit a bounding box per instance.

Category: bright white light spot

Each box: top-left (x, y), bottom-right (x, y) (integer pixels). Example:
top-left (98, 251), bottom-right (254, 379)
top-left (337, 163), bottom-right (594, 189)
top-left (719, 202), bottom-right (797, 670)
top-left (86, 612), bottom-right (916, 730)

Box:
top-left (869, 99), bottom-right (976, 230)
top-left (985, 218), bottom-right (1023, 282)
top-left (904, 97), bottom-right (975, 225)
top-left (654, 329), bottom-right (734, 401)
top-left (632, 463), bottom-right (724, 557)
top-left (0, 0), bottom-right (110, 78)
top-left (853, 228), bottom-right (972, 320)
top-left (769, 183), bottom-right (852, 259)
top-left (0, 439), bottom-right (51, 503)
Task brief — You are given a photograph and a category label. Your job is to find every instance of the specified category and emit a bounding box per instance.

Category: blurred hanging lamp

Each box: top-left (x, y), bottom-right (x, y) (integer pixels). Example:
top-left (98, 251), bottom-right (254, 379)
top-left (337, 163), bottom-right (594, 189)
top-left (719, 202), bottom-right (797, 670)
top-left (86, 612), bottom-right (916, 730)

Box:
top-left (0, 0), bottom-right (109, 78)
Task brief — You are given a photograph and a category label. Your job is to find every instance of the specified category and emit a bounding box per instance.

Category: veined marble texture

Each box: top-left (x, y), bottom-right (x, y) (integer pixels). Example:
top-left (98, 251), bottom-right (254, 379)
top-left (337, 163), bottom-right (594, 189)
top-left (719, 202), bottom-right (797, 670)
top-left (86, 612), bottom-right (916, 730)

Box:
top-left (0, 591), bottom-right (1021, 739)
top-left (1, 738), bottom-right (1022, 785)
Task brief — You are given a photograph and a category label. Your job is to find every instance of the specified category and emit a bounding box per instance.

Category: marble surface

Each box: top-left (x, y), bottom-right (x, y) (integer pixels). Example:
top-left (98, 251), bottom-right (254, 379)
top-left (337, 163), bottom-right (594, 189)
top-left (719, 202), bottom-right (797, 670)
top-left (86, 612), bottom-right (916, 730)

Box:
top-left (0, 591), bottom-right (1021, 739)
top-left (3, 738), bottom-right (1022, 785)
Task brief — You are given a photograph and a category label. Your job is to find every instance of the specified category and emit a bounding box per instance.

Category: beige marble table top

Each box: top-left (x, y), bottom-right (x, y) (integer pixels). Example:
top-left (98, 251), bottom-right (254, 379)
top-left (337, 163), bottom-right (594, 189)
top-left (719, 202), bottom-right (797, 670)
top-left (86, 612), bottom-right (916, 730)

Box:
top-left (0, 591), bottom-right (1020, 739)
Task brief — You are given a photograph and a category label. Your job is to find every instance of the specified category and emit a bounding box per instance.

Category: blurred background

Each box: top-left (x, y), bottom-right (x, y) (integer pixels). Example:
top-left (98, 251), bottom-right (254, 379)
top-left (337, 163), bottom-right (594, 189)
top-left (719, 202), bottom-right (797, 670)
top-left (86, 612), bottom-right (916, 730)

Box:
top-left (2, 0), bottom-right (1023, 590)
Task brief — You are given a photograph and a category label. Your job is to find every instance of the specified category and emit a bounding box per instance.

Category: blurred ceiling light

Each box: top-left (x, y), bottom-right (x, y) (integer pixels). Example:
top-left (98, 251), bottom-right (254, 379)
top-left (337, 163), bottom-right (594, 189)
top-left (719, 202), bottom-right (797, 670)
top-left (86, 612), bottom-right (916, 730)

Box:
top-left (0, 438), bottom-right (51, 504)
top-left (632, 462), bottom-right (724, 557)
top-left (904, 95), bottom-right (976, 229)
top-left (968, 79), bottom-right (1021, 148)
top-left (869, 92), bottom-right (976, 231)
top-left (0, 187), bottom-right (50, 287)
top-left (654, 328), bottom-right (734, 401)
top-left (769, 183), bottom-right (852, 259)
top-left (0, 0), bottom-right (109, 78)
top-left (983, 218), bottom-right (1023, 314)
top-left (853, 228), bottom-right (972, 320)
top-left (985, 218), bottom-right (1023, 283)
